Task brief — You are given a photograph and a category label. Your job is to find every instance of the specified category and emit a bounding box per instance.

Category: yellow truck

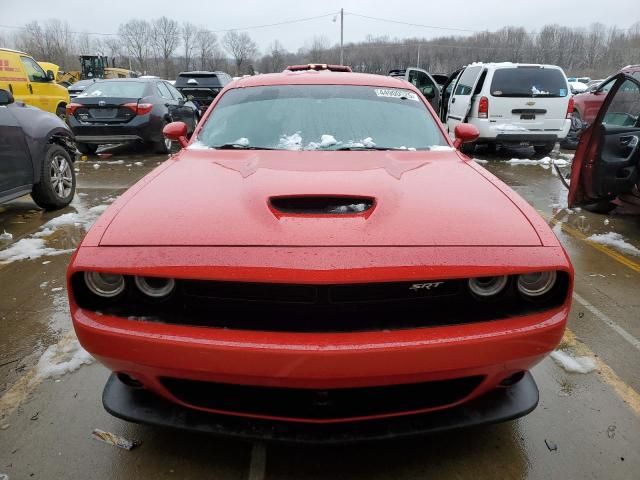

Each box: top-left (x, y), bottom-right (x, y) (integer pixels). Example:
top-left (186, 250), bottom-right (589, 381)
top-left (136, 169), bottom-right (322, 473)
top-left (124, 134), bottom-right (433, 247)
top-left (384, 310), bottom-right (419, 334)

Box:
top-left (0, 48), bottom-right (69, 117)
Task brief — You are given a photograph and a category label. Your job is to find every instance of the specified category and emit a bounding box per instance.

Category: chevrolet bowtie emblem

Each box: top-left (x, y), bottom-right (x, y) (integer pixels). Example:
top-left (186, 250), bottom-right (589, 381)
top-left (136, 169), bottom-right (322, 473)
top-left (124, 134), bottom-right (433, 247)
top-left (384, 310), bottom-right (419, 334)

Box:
top-left (526, 101), bottom-right (536, 106)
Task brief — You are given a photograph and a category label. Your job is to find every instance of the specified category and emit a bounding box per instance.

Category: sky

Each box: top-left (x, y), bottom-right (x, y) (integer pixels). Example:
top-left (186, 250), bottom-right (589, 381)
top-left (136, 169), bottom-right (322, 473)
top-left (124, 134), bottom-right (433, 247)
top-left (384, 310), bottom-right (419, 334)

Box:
top-left (1, 0), bottom-right (639, 52)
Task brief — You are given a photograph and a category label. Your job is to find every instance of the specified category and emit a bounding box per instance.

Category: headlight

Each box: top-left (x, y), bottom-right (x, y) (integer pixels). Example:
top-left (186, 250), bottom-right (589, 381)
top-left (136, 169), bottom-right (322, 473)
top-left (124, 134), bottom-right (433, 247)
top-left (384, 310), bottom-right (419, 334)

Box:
top-left (134, 276), bottom-right (175, 298)
top-left (517, 271), bottom-right (557, 297)
top-left (468, 276), bottom-right (508, 298)
top-left (84, 272), bottom-right (125, 298)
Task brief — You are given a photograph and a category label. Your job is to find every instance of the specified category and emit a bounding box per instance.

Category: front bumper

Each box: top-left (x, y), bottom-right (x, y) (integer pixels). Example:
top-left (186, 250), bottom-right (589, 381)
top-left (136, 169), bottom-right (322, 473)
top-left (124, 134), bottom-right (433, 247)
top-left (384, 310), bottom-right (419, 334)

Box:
top-left (103, 371), bottom-right (539, 443)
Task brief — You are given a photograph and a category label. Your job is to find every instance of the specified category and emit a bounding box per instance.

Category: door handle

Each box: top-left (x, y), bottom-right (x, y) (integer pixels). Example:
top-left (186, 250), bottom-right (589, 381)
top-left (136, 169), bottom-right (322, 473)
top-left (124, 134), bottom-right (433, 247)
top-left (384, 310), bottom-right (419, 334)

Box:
top-left (620, 135), bottom-right (638, 148)
top-left (451, 98), bottom-right (456, 103)
top-left (28, 84), bottom-right (33, 94)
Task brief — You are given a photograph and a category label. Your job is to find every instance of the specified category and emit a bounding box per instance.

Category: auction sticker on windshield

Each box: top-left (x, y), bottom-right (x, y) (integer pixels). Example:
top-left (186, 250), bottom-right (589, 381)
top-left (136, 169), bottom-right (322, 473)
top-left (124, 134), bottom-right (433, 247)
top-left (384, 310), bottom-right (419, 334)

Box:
top-left (374, 88), bottom-right (419, 101)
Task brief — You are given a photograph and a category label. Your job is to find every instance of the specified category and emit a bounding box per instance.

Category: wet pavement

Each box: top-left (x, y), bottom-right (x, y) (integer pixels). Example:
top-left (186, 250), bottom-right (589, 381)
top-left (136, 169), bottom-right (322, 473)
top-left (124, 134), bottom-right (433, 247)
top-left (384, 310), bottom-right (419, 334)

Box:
top-left (1, 144), bottom-right (639, 479)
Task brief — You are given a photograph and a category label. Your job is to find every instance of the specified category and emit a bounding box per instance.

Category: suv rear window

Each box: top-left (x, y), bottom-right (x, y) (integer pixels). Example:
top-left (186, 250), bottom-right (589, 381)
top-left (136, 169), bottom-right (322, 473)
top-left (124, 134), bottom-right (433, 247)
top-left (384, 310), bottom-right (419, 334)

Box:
top-left (175, 73), bottom-right (222, 88)
top-left (490, 67), bottom-right (568, 97)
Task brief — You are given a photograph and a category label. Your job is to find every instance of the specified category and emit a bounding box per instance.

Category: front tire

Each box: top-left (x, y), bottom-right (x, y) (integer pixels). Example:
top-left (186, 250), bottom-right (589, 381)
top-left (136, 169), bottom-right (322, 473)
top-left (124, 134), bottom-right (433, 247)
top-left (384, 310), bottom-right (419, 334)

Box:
top-left (583, 200), bottom-right (616, 214)
top-left (534, 142), bottom-right (555, 156)
top-left (31, 144), bottom-right (76, 210)
top-left (77, 143), bottom-right (98, 155)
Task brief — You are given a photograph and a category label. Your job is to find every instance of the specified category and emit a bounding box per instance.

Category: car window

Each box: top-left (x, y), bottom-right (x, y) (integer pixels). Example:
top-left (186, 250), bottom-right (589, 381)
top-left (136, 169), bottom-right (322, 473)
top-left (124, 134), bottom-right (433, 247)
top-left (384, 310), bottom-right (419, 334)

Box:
top-left (166, 83), bottom-right (185, 101)
top-left (602, 79), bottom-right (640, 127)
top-left (454, 66), bottom-right (482, 96)
top-left (20, 56), bottom-right (47, 82)
top-left (156, 82), bottom-right (173, 100)
top-left (599, 79), bottom-right (615, 93)
top-left (408, 70), bottom-right (435, 97)
top-left (80, 81), bottom-right (147, 98)
top-left (490, 67), bottom-right (568, 97)
top-left (196, 85), bottom-right (448, 150)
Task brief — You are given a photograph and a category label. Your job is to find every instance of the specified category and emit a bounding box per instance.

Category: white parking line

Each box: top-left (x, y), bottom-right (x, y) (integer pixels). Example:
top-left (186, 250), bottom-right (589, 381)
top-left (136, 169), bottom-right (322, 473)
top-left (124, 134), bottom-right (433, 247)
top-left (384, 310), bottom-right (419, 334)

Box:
top-left (248, 442), bottom-right (267, 480)
top-left (573, 292), bottom-right (640, 351)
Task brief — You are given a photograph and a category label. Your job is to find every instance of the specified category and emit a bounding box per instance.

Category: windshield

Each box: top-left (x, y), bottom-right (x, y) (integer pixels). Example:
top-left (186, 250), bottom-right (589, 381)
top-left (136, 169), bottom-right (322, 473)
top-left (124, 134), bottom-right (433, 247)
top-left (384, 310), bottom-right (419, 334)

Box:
top-left (490, 67), bottom-right (568, 97)
top-left (195, 85), bottom-right (448, 150)
top-left (79, 81), bottom-right (147, 98)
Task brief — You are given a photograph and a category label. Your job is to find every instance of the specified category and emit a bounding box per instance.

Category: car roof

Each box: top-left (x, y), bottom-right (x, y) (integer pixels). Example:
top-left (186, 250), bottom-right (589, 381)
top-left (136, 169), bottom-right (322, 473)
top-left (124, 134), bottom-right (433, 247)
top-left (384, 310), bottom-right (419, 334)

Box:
top-left (93, 78), bottom-right (158, 83)
top-left (622, 65), bottom-right (640, 73)
top-left (0, 47), bottom-right (28, 55)
top-left (466, 62), bottom-right (564, 70)
top-left (232, 71), bottom-right (412, 89)
top-left (178, 71), bottom-right (227, 76)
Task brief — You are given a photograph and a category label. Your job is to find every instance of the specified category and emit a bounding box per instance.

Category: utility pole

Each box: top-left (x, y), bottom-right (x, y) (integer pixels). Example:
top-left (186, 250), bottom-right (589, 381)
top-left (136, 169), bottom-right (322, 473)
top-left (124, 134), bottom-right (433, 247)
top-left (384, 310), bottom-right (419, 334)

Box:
top-left (417, 44), bottom-right (421, 68)
top-left (340, 8), bottom-right (344, 66)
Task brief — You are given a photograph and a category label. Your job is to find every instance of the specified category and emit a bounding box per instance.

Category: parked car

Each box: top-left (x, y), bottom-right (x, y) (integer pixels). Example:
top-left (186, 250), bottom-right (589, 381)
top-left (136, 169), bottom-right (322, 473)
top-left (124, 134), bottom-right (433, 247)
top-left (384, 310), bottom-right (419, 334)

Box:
top-left (568, 72), bottom-right (640, 213)
top-left (572, 65), bottom-right (640, 127)
top-left (0, 89), bottom-right (77, 210)
top-left (440, 62), bottom-right (572, 155)
top-left (69, 64), bottom-right (573, 442)
top-left (389, 68), bottom-right (441, 111)
top-left (67, 79), bottom-right (96, 99)
top-left (568, 81), bottom-right (588, 94)
top-left (66, 78), bottom-right (199, 154)
top-left (174, 71), bottom-right (232, 115)
top-left (0, 48), bottom-right (70, 118)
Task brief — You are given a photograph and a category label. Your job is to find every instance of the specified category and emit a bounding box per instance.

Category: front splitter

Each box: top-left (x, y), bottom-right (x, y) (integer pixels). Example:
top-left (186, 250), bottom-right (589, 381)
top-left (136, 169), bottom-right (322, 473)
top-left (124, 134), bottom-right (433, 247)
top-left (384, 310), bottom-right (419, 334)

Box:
top-left (102, 372), bottom-right (538, 444)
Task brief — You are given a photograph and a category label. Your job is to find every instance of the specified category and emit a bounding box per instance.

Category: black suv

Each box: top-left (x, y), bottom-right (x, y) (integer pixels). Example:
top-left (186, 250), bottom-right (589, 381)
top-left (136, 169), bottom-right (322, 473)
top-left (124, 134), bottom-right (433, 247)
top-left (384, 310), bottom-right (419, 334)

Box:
top-left (174, 71), bottom-right (232, 115)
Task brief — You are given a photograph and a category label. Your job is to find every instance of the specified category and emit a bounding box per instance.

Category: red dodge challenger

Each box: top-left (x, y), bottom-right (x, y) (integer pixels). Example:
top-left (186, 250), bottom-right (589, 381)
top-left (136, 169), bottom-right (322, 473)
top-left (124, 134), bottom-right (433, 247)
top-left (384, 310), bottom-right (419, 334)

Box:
top-left (68, 64), bottom-right (573, 442)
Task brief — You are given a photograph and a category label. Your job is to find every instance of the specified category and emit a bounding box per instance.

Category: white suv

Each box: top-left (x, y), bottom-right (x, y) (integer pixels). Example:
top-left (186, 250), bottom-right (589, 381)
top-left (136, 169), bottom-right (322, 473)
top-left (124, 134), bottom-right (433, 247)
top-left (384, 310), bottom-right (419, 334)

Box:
top-left (440, 63), bottom-right (572, 155)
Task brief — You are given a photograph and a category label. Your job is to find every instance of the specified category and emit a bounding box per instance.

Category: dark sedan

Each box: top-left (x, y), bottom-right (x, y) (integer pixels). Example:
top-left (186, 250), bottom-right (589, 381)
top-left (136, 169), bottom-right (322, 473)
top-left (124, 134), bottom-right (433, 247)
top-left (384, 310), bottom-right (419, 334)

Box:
top-left (0, 89), bottom-right (77, 210)
top-left (66, 78), bottom-right (198, 154)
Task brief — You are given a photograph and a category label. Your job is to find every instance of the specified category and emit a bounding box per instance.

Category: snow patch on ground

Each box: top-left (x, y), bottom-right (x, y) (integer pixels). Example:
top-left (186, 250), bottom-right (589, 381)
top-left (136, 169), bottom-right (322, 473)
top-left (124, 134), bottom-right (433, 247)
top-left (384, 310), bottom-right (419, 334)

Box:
top-left (473, 158), bottom-right (488, 164)
top-left (0, 239), bottom-right (73, 263)
top-left (551, 350), bottom-right (597, 374)
top-left (36, 336), bottom-right (94, 379)
top-left (0, 230), bottom-right (13, 241)
top-left (505, 157), bottom-right (569, 166)
top-left (587, 232), bottom-right (640, 256)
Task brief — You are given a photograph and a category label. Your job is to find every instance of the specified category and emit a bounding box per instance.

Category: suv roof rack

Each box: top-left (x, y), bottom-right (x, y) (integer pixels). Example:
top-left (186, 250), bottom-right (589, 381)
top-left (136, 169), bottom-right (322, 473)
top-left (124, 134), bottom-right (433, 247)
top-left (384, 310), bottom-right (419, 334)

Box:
top-left (285, 64), bottom-right (352, 73)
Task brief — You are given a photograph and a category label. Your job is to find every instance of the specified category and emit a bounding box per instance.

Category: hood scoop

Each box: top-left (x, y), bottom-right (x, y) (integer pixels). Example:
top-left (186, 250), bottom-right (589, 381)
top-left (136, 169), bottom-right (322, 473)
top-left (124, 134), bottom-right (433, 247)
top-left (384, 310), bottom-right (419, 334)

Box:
top-left (269, 196), bottom-right (375, 216)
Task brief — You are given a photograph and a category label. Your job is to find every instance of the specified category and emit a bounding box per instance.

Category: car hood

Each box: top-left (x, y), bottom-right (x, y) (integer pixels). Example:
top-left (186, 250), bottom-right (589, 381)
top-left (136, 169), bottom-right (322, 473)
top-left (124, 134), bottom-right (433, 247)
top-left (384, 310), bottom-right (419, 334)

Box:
top-left (99, 150), bottom-right (541, 247)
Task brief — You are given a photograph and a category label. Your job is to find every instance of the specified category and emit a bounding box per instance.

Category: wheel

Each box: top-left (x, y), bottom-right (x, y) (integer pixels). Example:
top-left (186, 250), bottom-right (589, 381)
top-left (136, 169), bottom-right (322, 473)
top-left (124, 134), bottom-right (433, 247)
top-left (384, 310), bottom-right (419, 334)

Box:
top-left (583, 200), bottom-right (616, 214)
top-left (484, 142), bottom-right (497, 153)
top-left (56, 105), bottom-right (66, 120)
top-left (31, 144), bottom-right (76, 210)
top-left (76, 143), bottom-right (98, 155)
top-left (459, 142), bottom-right (476, 155)
top-left (534, 142), bottom-right (555, 156)
top-left (151, 121), bottom-right (173, 154)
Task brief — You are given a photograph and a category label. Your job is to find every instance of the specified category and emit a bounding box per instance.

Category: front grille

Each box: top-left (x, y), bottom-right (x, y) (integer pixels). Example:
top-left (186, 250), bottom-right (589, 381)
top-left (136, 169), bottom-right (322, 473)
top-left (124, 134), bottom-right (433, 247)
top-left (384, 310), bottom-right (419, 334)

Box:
top-left (161, 376), bottom-right (484, 420)
top-left (72, 273), bottom-right (570, 333)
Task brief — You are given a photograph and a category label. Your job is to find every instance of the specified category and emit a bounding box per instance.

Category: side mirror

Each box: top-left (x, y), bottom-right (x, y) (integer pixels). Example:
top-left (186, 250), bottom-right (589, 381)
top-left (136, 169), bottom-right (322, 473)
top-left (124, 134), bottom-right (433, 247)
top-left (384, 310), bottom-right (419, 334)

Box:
top-left (0, 89), bottom-right (15, 105)
top-left (46, 70), bottom-right (56, 82)
top-left (453, 123), bottom-right (480, 149)
top-left (163, 121), bottom-right (188, 149)
top-left (422, 86), bottom-right (435, 99)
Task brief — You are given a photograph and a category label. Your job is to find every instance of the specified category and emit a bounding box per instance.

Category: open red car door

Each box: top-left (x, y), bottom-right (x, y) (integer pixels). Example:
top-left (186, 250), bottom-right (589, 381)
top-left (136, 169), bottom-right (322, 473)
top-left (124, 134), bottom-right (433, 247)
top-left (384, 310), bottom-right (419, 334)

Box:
top-left (568, 73), bottom-right (640, 212)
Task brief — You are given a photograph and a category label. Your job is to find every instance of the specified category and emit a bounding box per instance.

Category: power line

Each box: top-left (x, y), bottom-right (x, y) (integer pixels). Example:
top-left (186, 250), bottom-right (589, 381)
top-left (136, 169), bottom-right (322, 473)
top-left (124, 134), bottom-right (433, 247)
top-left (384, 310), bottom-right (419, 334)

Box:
top-left (0, 12), bottom-right (340, 38)
top-left (345, 11), bottom-right (480, 34)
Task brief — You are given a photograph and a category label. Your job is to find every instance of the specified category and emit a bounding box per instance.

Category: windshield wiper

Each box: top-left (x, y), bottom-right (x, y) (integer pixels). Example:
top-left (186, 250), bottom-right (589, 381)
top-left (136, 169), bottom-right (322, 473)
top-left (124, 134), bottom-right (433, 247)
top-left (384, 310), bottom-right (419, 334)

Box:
top-left (213, 143), bottom-right (277, 150)
top-left (333, 146), bottom-right (408, 151)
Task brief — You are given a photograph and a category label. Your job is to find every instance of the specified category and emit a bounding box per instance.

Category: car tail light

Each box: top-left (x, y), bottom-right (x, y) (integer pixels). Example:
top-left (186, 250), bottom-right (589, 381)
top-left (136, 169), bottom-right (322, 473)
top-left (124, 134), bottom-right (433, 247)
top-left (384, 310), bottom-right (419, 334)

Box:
top-left (566, 97), bottom-right (574, 118)
top-left (66, 103), bottom-right (82, 115)
top-left (478, 96), bottom-right (489, 118)
top-left (122, 102), bottom-right (153, 115)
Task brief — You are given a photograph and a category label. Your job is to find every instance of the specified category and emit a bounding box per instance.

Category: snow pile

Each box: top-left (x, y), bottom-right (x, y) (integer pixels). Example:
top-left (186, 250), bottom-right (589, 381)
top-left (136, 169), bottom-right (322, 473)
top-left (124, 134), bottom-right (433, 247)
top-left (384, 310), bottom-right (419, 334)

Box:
top-left (428, 145), bottom-right (455, 151)
top-left (0, 230), bottom-right (13, 241)
top-left (134, 162), bottom-right (143, 166)
top-left (330, 203), bottom-right (368, 213)
top-left (307, 134), bottom-right (338, 150)
top-left (551, 350), bottom-right (597, 374)
top-left (495, 124), bottom-right (528, 132)
top-left (0, 238), bottom-right (73, 263)
top-left (233, 137), bottom-right (250, 147)
top-left (36, 336), bottom-right (94, 379)
top-left (341, 137), bottom-right (377, 149)
top-left (187, 141), bottom-right (210, 150)
top-left (473, 158), bottom-right (488, 164)
top-left (506, 157), bottom-right (569, 166)
top-left (587, 232), bottom-right (640, 256)
top-left (278, 132), bottom-right (303, 150)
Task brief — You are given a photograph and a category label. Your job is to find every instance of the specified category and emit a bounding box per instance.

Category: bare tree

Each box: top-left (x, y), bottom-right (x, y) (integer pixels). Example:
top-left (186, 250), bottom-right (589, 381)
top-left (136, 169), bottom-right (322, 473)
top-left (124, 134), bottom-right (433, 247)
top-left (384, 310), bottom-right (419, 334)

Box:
top-left (119, 19), bottom-right (151, 73)
top-left (15, 20), bottom-right (75, 68)
top-left (306, 35), bottom-right (330, 63)
top-left (222, 31), bottom-right (258, 75)
top-left (181, 22), bottom-right (198, 71)
top-left (194, 28), bottom-right (217, 71)
top-left (152, 17), bottom-right (180, 79)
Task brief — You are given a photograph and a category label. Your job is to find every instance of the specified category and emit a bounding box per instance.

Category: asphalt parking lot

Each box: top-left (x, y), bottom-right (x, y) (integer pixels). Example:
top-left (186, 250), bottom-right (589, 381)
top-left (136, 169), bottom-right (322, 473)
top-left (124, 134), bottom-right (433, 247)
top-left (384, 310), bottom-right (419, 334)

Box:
top-left (1, 144), bottom-right (639, 479)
